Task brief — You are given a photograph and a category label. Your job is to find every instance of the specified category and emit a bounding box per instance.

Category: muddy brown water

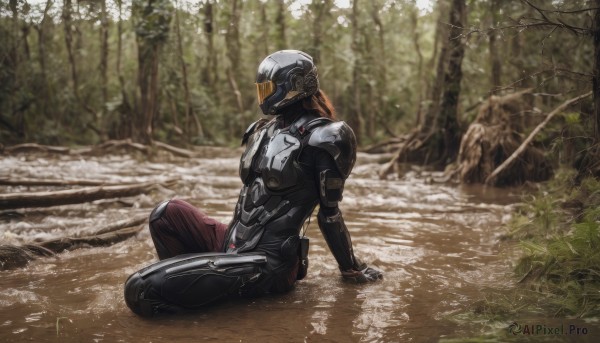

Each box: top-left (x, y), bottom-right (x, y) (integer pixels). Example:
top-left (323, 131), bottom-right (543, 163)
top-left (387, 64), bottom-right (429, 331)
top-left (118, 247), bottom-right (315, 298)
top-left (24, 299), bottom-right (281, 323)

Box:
top-left (0, 148), bottom-right (588, 342)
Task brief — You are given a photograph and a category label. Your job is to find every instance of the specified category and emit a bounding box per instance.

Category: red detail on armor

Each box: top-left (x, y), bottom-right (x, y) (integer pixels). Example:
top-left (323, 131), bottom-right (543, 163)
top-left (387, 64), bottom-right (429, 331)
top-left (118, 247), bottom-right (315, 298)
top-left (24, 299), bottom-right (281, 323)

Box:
top-left (299, 126), bottom-right (306, 135)
top-left (229, 243), bottom-right (236, 249)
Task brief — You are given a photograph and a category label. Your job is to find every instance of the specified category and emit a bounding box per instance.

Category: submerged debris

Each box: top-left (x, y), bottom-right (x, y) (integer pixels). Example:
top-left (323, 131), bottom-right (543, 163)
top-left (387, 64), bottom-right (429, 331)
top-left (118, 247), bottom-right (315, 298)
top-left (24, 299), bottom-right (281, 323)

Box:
top-left (0, 224), bottom-right (145, 271)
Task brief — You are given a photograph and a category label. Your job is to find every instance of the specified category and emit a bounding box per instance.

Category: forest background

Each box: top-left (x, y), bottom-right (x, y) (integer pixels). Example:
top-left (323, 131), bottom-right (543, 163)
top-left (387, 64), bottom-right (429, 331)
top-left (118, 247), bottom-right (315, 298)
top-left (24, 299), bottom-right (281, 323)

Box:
top-left (0, 0), bottom-right (595, 154)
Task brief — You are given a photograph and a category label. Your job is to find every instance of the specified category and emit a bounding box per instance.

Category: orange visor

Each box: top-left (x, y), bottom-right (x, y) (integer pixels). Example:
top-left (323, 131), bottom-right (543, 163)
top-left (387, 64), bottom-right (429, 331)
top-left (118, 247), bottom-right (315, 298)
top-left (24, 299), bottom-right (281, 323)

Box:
top-left (256, 81), bottom-right (275, 105)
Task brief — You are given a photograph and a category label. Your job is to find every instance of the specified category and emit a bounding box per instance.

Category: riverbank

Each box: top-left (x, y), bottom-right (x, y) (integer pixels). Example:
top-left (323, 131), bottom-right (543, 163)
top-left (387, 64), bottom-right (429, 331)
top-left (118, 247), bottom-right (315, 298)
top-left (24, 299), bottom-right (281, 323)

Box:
top-left (511, 170), bottom-right (600, 318)
top-left (441, 169), bottom-right (600, 342)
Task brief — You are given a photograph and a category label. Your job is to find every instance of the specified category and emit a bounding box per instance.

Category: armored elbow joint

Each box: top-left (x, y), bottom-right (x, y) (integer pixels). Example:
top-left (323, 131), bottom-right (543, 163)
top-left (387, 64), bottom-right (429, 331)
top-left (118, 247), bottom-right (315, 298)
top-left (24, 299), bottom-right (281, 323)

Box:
top-left (319, 169), bottom-right (344, 208)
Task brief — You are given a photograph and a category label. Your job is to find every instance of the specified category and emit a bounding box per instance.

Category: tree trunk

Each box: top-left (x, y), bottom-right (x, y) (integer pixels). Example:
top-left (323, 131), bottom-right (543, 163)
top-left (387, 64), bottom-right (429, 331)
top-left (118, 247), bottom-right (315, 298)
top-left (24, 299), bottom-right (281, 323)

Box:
top-left (423, 0), bottom-right (450, 131)
top-left (275, 0), bottom-right (287, 50)
top-left (174, 0), bottom-right (203, 140)
top-left (202, 1), bottom-right (217, 88)
top-left (425, 2), bottom-right (450, 132)
top-left (249, 0), bottom-right (268, 81)
top-left (378, 0), bottom-right (461, 172)
top-left (116, 0), bottom-right (132, 139)
top-left (350, 0), bottom-right (363, 143)
top-left (62, 0), bottom-right (77, 119)
top-left (368, 0), bottom-right (385, 138)
top-left (9, 0), bottom-right (23, 137)
top-left (488, 30), bottom-right (501, 92)
top-left (225, 0), bottom-right (242, 79)
top-left (488, 0), bottom-right (502, 93)
top-left (202, 0), bottom-right (222, 111)
top-left (410, 2), bottom-right (424, 126)
top-left (136, 43), bottom-right (160, 144)
top-left (34, 0), bottom-right (53, 120)
top-left (21, 22), bottom-right (31, 61)
top-left (225, 0), bottom-right (244, 135)
top-left (437, 0), bottom-right (467, 163)
top-left (259, 1), bottom-right (269, 57)
top-left (310, 0), bottom-right (332, 65)
top-left (100, 0), bottom-right (109, 107)
top-left (594, 0), bottom-right (600, 143)
top-left (62, 0), bottom-right (97, 123)
top-left (133, 0), bottom-right (173, 144)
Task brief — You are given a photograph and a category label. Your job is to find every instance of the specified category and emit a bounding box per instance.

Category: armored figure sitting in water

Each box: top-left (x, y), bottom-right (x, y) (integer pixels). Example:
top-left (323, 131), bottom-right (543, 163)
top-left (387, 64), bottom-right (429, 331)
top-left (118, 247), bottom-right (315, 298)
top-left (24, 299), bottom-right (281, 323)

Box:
top-left (124, 50), bottom-right (383, 317)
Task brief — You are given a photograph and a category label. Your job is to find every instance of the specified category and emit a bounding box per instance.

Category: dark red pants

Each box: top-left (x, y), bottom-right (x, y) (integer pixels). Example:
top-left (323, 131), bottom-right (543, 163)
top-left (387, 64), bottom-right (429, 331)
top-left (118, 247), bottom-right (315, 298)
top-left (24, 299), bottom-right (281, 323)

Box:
top-left (148, 199), bottom-right (228, 260)
top-left (148, 199), bottom-right (298, 292)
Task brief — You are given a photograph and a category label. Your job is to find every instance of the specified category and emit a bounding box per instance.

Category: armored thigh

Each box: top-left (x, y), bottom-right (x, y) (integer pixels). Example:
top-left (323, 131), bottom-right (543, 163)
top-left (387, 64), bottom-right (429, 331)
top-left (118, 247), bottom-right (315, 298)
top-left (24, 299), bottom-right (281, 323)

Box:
top-left (124, 252), bottom-right (267, 317)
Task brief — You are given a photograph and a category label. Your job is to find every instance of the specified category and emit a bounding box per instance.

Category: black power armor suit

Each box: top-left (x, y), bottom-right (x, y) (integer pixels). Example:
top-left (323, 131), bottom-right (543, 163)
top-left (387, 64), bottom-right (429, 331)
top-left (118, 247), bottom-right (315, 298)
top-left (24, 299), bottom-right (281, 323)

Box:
top-left (124, 111), bottom-right (364, 316)
top-left (124, 50), bottom-right (381, 317)
top-left (225, 109), bottom-right (361, 283)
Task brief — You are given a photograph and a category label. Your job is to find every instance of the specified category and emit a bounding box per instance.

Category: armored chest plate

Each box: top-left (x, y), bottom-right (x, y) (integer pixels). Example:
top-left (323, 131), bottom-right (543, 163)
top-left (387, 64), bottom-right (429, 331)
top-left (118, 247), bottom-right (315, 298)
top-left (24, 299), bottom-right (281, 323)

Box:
top-left (258, 132), bottom-right (301, 190)
top-left (239, 128), bottom-right (267, 184)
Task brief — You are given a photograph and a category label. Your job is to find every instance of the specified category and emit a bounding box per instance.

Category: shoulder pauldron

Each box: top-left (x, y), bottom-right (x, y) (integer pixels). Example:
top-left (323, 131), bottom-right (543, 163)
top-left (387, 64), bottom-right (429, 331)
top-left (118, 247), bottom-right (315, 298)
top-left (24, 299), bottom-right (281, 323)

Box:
top-left (307, 121), bottom-right (357, 178)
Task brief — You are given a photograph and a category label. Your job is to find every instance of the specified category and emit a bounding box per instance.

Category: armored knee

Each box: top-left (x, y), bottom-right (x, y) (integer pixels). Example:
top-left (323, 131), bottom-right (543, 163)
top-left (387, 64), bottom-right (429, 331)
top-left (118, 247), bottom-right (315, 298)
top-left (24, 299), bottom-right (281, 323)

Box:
top-left (124, 272), bottom-right (154, 317)
top-left (150, 200), bottom-right (169, 224)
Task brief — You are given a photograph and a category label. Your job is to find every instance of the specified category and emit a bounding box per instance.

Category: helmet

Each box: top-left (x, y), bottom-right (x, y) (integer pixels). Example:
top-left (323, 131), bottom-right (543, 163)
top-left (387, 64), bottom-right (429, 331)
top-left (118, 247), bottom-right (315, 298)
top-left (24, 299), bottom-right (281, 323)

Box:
top-left (255, 50), bottom-right (320, 115)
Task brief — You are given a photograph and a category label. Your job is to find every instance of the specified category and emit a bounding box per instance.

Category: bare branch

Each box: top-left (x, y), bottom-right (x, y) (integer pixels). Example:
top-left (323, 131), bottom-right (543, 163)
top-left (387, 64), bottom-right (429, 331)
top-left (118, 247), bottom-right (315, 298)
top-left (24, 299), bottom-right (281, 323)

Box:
top-left (491, 68), bottom-right (592, 94)
top-left (485, 91), bottom-right (593, 185)
top-left (512, 20), bottom-right (588, 34)
top-left (516, 0), bottom-right (592, 35)
top-left (522, 0), bottom-right (552, 22)
top-left (521, 0), bottom-right (600, 14)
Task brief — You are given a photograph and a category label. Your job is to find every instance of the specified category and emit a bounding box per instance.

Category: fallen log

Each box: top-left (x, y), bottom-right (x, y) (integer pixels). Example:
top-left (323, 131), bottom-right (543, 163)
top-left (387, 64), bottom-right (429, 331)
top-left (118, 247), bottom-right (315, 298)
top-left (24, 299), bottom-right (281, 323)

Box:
top-left (0, 178), bottom-right (126, 187)
top-left (3, 143), bottom-right (71, 154)
top-left (153, 141), bottom-right (196, 158)
top-left (363, 137), bottom-right (406, 154)
top-left (0, 180), bottom-right (176, 210)
top-left (38, 226), bottom-right (143, 253)
top-left (94, 139), bottom-right (149, 154)
top-left (0, 226), bottom-right (144, 271)
top-left (89, 213), bottom-right (147, 236)
top-left (1, 140), bottom-right (209, 159)
top-left (485, 91), bottom-right (592, 185)
top-left (379, 128), bottom-right (430, 178)
top-left (0, 245), bottom-right (51, 270)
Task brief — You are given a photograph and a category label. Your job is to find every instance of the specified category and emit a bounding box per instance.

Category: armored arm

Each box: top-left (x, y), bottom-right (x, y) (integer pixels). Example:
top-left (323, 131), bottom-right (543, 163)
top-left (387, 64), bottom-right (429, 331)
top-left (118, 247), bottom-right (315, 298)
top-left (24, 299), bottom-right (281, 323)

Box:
top-left (317, 205), bottom-right (362, 272)
top-left (309, 121), bottom-right (382, 282)
top-left (314, 155), bottom-right (383, 283)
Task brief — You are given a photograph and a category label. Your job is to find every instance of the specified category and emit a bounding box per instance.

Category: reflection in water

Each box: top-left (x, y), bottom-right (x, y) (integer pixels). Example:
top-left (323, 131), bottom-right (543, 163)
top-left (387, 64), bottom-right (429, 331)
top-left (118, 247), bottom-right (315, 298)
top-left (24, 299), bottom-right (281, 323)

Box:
top-left (0, 150), bottom-right (574, 341)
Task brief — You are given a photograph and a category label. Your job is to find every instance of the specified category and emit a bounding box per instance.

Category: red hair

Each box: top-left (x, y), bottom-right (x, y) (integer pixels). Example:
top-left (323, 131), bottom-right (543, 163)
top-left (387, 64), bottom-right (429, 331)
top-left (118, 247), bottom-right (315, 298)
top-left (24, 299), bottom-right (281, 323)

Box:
top-left (302, 90), bottom-right (336, 120)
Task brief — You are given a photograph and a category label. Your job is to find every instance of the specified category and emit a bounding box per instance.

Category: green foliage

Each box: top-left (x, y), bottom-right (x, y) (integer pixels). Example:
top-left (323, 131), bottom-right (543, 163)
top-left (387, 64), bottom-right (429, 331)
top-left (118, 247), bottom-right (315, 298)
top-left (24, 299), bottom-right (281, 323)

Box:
top-left (563, 112), bottom-right (581, 126)
top-left (506, 194), bottom-right (564, 240)
top-left (510, 172), bottom-right (600, 317)
top-left (0, 0), bottom-right (595, 148)
top-left (132, 0), bottom-right (173, 43)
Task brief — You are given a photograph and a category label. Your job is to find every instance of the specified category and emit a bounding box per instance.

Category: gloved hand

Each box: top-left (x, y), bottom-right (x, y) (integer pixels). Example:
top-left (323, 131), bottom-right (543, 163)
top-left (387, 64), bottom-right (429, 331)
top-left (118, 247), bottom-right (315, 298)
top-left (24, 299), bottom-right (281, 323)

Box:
top-left (341, 266), bottom-right (383, 283)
